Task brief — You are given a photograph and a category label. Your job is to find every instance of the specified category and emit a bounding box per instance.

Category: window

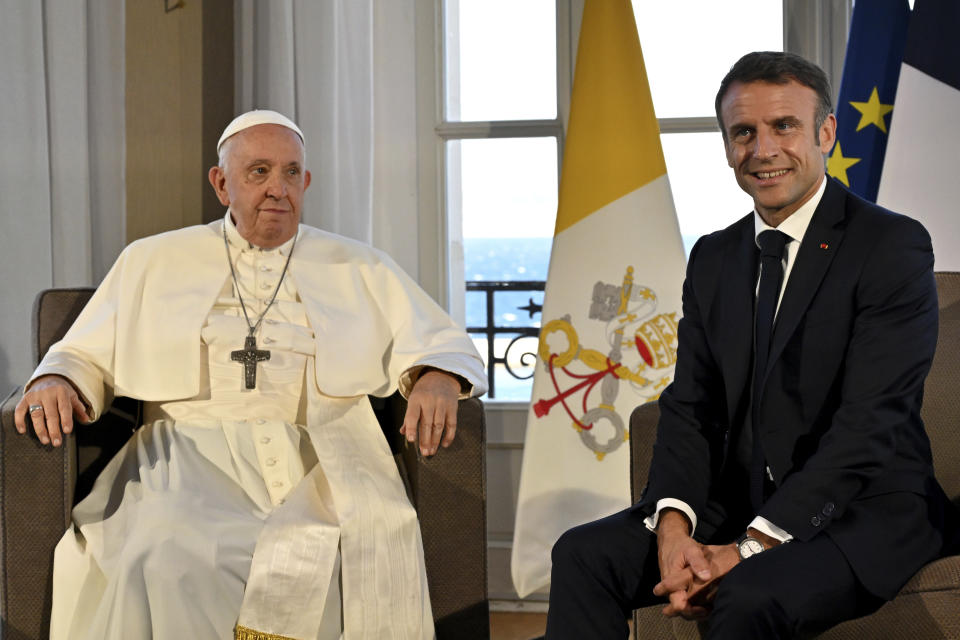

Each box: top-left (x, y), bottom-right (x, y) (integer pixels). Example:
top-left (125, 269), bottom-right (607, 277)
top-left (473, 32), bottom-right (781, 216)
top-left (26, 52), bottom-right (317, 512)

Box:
top-left (440, 0), bottom-right (565, 400)
top-left (432, 0), bottom-right (849, 402)
top-left (632, 0), bottom-right (782, 252)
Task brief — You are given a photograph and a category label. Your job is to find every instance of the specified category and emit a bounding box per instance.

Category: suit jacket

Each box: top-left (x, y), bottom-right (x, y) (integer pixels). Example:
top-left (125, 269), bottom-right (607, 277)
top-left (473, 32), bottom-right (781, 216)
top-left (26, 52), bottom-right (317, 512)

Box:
top-left (637, 178), bottom-right (952, 599)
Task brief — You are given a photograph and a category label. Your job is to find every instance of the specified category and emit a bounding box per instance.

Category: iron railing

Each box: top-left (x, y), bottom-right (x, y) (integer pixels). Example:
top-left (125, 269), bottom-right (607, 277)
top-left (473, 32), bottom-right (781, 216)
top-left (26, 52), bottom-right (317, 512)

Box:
top-left (464, 280), bottom-right (545, 399)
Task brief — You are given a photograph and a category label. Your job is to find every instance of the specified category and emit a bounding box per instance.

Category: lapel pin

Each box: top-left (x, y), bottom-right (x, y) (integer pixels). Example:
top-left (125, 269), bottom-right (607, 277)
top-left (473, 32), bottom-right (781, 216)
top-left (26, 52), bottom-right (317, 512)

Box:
top-left (819, 243), bottom-right (829, 250)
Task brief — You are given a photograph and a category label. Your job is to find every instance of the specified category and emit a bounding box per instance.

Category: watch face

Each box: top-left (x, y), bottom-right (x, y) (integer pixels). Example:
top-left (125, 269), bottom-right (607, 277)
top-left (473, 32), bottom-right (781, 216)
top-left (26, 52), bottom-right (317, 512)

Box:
top-left (738, 537), bottom-right (765, 558)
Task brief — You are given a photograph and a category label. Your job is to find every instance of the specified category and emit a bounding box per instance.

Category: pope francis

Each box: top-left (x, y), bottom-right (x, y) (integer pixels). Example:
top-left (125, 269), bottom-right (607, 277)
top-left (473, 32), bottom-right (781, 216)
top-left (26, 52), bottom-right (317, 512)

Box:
top-left (14, 110), bottom-right (487, 640)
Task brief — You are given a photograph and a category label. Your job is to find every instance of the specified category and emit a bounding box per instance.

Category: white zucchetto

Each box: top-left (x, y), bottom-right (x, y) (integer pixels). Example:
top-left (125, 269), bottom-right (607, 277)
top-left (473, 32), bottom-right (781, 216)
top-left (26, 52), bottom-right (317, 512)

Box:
top-left (217, 110), bottom-right (304, 152)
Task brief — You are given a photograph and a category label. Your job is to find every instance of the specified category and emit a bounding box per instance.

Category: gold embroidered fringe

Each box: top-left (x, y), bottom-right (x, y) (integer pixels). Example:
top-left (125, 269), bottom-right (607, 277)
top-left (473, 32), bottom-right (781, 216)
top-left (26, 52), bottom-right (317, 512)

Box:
top-left (235, 624), bottom-right (299, 640)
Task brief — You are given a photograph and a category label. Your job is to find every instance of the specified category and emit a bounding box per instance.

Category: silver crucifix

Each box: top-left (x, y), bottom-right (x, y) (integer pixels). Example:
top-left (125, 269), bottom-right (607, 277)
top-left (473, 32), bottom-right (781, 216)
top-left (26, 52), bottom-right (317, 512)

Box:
top-left (231, 335), bottom-right (271, 389)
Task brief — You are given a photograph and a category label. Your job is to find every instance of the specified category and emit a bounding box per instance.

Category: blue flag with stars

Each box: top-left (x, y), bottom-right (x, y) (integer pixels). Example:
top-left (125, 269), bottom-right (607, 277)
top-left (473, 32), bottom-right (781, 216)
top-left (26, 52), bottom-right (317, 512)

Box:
top-left (827, 0), bottom-right (910, 201)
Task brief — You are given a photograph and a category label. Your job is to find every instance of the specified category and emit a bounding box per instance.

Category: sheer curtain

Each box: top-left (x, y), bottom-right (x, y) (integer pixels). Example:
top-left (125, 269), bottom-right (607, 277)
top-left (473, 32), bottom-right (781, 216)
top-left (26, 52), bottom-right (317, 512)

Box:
top-left (235, 0), bottom-right (421, 278)
top-left (0, 0), bottom-right (125, 394)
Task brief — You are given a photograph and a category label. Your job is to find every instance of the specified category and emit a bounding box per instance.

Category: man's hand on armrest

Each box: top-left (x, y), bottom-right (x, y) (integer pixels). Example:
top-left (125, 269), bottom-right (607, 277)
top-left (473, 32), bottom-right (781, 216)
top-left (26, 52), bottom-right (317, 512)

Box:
top-left (401, 368), bottom-right (461, 457)
top-left (14, 374), bottom-right (91, 447)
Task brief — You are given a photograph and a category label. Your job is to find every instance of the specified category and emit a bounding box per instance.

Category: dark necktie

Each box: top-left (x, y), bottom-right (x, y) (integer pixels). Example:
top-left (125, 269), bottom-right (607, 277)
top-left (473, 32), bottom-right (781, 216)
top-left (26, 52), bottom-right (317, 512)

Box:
top-left (751, 229), bottom-right (788, 510)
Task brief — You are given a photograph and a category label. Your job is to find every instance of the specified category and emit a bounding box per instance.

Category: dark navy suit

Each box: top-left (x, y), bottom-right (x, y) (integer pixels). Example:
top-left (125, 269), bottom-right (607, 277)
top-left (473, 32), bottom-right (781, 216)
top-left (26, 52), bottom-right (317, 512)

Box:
top-left (546, 178), bottom-right (957, 638)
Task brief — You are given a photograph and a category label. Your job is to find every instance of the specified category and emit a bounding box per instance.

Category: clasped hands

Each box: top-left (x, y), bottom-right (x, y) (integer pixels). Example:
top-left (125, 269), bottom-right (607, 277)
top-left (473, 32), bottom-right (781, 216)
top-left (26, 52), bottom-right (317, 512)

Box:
top-left (652, 510), bottom-right (741, 620)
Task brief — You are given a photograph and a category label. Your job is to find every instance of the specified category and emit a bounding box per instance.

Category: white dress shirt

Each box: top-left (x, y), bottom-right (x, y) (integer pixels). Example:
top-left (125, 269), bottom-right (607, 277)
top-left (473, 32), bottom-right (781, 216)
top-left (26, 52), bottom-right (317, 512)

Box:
top-left (645, 177), bottom-right (828, 544)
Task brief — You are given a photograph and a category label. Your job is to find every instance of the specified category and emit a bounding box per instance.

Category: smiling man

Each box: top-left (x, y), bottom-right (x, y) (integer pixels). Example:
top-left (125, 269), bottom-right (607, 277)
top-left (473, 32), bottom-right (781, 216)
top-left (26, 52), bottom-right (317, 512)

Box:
top-left (543, 52), bottom-right (958, 639)
top-left (719, 67), bottom-right (835, 229)
top-left (16, 110), bottom-right (486, 639)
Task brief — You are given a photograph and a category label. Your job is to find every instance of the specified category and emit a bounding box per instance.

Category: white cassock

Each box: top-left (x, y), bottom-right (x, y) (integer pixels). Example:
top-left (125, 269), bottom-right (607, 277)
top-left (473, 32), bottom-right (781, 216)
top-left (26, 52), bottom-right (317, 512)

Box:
top-left (32, 213), bottom-right (487, 640)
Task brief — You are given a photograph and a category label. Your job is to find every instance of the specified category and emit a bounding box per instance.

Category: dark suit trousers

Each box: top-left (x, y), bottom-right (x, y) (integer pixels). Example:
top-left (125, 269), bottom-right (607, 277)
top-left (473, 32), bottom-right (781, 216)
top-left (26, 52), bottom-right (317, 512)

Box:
top-left (544, 507), bottom-right (884, 640)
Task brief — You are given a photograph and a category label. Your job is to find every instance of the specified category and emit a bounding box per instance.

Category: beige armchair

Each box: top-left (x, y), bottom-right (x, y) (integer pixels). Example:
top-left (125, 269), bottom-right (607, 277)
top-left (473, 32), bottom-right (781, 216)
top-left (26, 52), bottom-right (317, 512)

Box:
top-left (629, 271), bottom-right (960, 639)
top-left (0, 287), bottom-right (490, 639)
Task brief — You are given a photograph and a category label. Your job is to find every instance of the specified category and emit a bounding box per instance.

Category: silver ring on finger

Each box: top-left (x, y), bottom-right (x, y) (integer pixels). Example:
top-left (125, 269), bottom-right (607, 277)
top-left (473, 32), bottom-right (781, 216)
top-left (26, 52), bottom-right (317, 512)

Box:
top-left (28, 404), bottom-right (44, 413)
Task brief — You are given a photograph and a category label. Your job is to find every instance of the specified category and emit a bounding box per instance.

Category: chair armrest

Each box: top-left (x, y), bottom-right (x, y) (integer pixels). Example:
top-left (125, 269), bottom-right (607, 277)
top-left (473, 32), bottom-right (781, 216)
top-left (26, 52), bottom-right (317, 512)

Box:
top-left (1, 385), bottom-right (77, 639)
top-left (391, 394), bottom-right (490, 640)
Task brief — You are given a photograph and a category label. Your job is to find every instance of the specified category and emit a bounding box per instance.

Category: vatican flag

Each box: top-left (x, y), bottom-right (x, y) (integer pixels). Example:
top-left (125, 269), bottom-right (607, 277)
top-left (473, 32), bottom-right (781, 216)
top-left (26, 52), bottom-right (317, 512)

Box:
top-left (510, 0), bottom-right (685, 598)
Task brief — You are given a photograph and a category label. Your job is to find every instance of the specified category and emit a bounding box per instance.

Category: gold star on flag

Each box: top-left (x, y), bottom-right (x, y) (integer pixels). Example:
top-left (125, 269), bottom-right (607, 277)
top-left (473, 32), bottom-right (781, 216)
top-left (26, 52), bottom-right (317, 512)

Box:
top-left (827, 142), bottom-right (861, 187)
top-left (849, 87), bottom-right (894, 133)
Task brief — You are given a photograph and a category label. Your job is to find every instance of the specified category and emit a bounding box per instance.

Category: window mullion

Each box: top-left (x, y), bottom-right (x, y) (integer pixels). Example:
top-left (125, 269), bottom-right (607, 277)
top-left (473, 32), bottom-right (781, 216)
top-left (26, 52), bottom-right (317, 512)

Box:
top-left (437, 119), bottom-right (563, 140)
top-left (658, 117), bottom-right (719, 135)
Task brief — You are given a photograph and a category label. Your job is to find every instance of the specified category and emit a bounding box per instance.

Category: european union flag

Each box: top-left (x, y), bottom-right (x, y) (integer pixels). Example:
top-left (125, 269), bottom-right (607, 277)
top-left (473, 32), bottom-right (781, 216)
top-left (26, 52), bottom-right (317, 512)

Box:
top-left (827, 0), bottom-right (910, 201)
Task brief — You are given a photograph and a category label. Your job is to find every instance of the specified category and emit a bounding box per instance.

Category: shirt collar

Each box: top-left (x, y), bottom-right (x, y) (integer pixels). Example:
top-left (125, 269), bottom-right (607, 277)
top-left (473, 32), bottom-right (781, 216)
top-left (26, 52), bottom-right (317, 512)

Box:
top-left (223, 209), bottom-right (299, 256)
top-left (753, 176), bottom-right (827, 248)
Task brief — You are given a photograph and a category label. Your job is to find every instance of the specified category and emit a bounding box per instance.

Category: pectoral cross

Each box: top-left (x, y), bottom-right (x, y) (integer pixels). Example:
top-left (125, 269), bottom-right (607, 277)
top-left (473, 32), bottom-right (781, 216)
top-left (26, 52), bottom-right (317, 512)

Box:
top-left (231, 335), bottom-right (271, 389)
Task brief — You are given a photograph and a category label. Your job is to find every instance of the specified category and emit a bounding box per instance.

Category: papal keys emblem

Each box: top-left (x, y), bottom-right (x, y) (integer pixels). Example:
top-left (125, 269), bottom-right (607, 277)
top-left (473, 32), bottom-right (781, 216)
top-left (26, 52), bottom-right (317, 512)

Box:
top-left (533, 266), bottom-right (678, 460)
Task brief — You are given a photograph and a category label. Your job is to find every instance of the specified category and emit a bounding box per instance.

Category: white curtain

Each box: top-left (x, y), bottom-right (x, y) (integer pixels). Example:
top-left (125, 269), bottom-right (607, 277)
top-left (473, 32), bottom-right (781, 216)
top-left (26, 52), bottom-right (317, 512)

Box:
top-left (234, 0), bottom-right (421, 278)
top-left (0, 0), bottom-right (125, 394)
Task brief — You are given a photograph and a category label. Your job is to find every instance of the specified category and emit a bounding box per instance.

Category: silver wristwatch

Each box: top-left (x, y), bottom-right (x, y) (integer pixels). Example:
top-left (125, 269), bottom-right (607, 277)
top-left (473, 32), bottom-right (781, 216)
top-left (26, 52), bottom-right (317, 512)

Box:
top-left (736, 533), bottom-right (765, 560)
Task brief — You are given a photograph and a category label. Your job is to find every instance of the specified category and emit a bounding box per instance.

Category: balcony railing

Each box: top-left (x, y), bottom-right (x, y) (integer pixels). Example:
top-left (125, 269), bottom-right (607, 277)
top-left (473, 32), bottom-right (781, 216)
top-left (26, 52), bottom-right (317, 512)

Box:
top-left (465, 280), bottom-right (545, 399)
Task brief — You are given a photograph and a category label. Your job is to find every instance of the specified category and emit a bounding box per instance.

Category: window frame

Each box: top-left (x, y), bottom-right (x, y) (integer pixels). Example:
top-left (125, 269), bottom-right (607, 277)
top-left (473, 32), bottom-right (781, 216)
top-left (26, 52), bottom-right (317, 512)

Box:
top-left (416, 0), bottom-right (851, 399)
top-left (418, 0), bottom-right (572, 324)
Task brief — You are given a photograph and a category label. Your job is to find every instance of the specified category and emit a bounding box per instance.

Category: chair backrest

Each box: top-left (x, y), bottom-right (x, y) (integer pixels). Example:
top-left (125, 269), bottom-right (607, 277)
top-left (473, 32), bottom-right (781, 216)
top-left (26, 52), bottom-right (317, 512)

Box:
top-left (925, 272), bottom-right (960, 506)
top-left (32, 287), bottom-right (96, 363)
top-left (631, 272), bottom-right (960, 508)
top-left (629, 402), bottom-right (658, 504)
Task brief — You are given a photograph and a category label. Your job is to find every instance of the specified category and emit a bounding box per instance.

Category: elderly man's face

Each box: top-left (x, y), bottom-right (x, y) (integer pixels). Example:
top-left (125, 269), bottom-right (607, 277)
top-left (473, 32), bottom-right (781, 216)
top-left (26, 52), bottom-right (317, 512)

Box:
top-left (208, 124), bottom-right (311, 248)
top-left (721, 79), bottom-right (835, 227)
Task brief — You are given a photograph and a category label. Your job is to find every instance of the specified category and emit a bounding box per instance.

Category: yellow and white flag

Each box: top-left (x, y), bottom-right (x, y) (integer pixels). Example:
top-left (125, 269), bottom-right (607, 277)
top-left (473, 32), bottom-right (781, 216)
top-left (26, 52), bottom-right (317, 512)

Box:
top-left (511, 0), bottom-right (686, 598)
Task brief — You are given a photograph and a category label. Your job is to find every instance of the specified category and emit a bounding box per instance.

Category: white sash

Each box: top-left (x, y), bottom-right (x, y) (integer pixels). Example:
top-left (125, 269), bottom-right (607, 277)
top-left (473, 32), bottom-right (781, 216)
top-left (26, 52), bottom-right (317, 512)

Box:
top-left (237, 377), bottom-right (434, 639)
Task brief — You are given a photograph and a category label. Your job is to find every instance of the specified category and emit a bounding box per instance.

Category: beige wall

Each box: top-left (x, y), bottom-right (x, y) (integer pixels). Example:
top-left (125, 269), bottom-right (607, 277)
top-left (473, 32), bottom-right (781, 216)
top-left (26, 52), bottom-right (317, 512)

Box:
top-left (125, 0), bottom-right (233, 243)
